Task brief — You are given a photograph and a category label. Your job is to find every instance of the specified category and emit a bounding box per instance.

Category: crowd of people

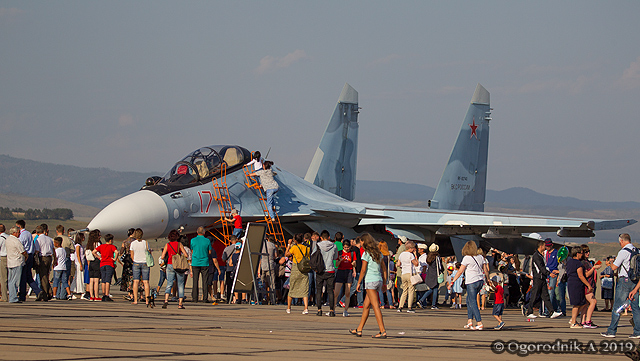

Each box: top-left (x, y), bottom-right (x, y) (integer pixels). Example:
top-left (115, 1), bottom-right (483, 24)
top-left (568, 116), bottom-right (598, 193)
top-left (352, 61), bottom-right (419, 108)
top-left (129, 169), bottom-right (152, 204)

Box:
top-left (1, 219), bottom-right (639, 338)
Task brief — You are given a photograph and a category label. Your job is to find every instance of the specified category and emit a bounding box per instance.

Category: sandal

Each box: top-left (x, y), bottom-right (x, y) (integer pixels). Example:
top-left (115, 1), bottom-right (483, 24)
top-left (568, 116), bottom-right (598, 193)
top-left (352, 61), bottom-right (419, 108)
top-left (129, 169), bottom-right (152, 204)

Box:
top-left (475, 324), bottom-right (484, 331)
top-left (178, 305), bottom-right (185, 309)
top-left (464, 323), bottom-right (473, 329)
top-left (349, 329), bottom-right (362, 337)
top-left (372, 331), bottom-right (387, 339)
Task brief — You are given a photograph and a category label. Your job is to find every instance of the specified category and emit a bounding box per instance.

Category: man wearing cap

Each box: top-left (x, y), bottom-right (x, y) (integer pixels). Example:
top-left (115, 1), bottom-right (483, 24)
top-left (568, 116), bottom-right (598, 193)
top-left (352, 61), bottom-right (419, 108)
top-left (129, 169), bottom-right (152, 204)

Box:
top-left (543, 238), bottom-right (561, 317)
top-left (526, 240), bottom-right (561, 319)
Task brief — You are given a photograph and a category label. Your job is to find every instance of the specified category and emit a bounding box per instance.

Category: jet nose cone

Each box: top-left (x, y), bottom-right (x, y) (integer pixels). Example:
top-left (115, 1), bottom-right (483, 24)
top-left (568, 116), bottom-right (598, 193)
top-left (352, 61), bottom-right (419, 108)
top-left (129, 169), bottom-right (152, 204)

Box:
top-left (88, 190), bottom-right (169, 239)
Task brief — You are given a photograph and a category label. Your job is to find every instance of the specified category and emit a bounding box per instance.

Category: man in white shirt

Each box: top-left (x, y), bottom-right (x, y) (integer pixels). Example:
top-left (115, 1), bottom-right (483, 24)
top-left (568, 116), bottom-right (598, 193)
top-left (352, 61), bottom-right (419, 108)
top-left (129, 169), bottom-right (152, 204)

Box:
top-left (602, 233), bottom-right (640, 338)
top-left (0, 224), bottom-right (8, 302)
top-left (35, 225), bottom-right (54, 301)
top-left (397, 241), bottom-right (419, 313)
top-left (6, 227), bottom-right (27, 303)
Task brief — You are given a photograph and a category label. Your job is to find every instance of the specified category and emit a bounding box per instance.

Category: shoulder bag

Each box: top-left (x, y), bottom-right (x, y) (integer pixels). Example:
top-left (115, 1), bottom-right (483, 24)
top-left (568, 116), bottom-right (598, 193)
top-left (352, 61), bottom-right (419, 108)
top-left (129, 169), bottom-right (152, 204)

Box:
top-left (410, 259), bottom-right (423, 286)
top-left (85, 249), bottom-right (95, 261)
top-left (169, 242), bottom-right (188, 272)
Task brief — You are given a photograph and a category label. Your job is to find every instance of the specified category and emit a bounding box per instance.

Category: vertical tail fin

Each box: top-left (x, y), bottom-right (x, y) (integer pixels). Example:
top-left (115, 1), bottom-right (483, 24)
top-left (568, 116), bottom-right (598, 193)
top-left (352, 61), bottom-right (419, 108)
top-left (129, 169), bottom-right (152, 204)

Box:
top-left (430, 83), bottom-right (491, 211)
top-left (304, 83), bottom-right (359, 200)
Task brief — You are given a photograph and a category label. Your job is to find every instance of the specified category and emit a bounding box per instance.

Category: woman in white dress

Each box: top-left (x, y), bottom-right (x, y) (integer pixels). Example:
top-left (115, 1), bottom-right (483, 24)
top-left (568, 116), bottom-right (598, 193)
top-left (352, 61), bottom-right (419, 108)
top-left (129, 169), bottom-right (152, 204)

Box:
top-left (72, 233), bottom-right (86, 296)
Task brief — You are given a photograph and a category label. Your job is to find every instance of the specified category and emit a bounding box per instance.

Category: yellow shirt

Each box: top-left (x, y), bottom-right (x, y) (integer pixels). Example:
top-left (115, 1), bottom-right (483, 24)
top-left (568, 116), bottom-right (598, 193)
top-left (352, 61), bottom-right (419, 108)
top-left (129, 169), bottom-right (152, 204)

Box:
top-left (289, 244), bottom-right (309, 264)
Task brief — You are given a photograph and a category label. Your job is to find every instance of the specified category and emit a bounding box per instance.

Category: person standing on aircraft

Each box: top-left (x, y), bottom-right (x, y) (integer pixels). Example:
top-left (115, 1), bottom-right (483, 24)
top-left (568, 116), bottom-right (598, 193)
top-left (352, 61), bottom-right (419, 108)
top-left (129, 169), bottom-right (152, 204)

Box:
top-left (525, 240), bottom-right (561, 319)
top-left (285, 233), bottom-right (310, 314)
top-left (250, 161), bottom-right (278, 221)
top-left (397, 241), bottom-right (419, 313)
top-left (247, 151), bottom-right (263, 171)
top-left (224, 209), bottom-right (243, 238)
top-left (448, 241), bottom-right (489, 330)
top-left (350, 233), bottom-right (387, 338)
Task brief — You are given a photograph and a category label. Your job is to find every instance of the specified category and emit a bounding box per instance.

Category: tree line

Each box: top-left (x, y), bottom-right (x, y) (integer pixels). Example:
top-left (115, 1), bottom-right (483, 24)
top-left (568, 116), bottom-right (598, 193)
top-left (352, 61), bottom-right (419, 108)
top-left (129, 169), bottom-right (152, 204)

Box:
top-left (0, 207), bottom-right (74, 220)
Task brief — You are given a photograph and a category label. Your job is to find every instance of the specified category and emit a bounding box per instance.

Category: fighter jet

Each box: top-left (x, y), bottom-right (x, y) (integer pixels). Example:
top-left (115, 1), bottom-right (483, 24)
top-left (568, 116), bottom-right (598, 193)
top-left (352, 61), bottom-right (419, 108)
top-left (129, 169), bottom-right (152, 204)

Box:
top-left (87, 83), bottom-right (636, 257)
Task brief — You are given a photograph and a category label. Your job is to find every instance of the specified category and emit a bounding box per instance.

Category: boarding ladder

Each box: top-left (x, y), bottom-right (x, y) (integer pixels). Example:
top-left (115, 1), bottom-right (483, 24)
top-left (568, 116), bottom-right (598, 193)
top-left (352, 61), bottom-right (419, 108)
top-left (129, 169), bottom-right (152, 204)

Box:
top-left (242, 165), bottom-right (286, 247)
top-left (210, 162), bottom-right (234, 246)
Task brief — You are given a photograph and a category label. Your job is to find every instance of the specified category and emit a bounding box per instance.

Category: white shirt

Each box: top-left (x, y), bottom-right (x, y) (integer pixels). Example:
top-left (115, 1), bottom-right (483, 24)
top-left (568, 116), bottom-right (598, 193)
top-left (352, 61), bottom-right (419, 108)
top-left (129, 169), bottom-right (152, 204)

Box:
top-left (130, 239), bottom-right (148, 263)
top-left (398, 251), bottom-right (416, 275)
top-left (461, 255), bottom-right (488, 284)
top-left (0, 232), bottom-right (8, 257)
top-left (75, 243), bottom-right (86, 265)
top-left (6, 235), bottom-right (25, 268)
top-left (54, 247), bottom-right (67, 271)
top-left (418, 253), bottom-right (428, 274)
top-left (614, 243), bottom-right (637, 278)
top-left (36, 234), bottom-right (55, 257)
top-left (247, 158), bottom-right (264, 171)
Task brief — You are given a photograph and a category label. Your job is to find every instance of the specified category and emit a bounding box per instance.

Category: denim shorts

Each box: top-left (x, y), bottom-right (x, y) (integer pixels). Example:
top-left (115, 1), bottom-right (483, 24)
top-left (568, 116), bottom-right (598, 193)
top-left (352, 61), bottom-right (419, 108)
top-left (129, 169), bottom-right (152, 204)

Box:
top-left (132, 262), bottom-right (150, 281)
top-left (492, 303), bottom-right (504, 316)
top-left (100, 265), bottom-right (115, 284)
top-left (364, 281), bottom-right (382, 290)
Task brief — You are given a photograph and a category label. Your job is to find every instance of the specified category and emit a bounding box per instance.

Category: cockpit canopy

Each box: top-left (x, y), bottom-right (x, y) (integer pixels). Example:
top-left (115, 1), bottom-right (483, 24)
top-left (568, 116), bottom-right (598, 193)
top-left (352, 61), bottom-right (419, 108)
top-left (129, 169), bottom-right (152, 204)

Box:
top-left (159, 145), bottom-right (251, 186)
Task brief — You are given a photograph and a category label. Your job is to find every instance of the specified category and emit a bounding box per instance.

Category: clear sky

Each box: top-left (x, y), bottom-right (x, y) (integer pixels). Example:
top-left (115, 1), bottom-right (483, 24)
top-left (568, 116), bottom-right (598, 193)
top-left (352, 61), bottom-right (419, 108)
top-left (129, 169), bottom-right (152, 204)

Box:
top-left (1, 1), bottom-right (639, 202)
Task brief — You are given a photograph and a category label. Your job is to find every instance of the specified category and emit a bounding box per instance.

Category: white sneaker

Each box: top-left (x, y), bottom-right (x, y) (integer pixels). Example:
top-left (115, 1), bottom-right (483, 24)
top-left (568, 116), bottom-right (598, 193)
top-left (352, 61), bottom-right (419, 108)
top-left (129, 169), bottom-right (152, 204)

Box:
top-left (550, 311), bottom-right (563, 319)
top-left (302, 309), bottom-right (309, 315)
top-left (71, 295), bottom-right (78, 300)
top-left (526, 314), bottom-right (537, 319)
top-left (286, 309), bottom-right (291, 314)
top-left (343, 311), bottom-right (350, 317)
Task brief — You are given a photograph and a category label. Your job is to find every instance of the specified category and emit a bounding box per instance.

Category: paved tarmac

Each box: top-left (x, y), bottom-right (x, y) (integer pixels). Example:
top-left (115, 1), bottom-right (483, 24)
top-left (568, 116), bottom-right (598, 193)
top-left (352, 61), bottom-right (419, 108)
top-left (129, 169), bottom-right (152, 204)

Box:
top-left (0, 292), bottom-right (637, 361)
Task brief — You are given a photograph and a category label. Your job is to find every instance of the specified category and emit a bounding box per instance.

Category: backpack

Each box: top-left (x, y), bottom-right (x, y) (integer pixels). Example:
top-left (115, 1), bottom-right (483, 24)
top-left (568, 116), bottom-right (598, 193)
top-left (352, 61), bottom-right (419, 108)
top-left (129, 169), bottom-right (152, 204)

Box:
top-left (622, 247), bottom-right (640, 282)
top-left (310, 247), bottom-right (325, 273)
top-left (295, 245), bottom-right (312, 274)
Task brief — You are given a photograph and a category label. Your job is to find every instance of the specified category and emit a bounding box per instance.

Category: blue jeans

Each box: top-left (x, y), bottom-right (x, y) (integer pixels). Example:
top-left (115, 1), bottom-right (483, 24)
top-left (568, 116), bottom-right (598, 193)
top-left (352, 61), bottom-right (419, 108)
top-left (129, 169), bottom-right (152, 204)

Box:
top-left (606, 277), bottom-right (640, 335)
top-left (266, 188), bottom-right (278, 219)
top-left (378, 288), bottom-right (393, 306)
top-left (165, 264), bottom-right (185, 299)
top-left (19, 253), bottom-right (41, 301)
top-left (157, 267), bottom-right (166, 288)
top-left (8, 265), bottom-right (22, 303)
top-left (132, 262), bottom-right (150, 281)
top-left (55, 268), bottom-right (70, 299)
top-left (466, 280), bottom-right (483, 322)
top-left (547, 276), bottom-right (560, 313)
top-left (556, 280), bottom-right (567, 315)
top-left (232, 228), bottom-right (243, 238)
top-left (419, 287), bottom-right (439, 307)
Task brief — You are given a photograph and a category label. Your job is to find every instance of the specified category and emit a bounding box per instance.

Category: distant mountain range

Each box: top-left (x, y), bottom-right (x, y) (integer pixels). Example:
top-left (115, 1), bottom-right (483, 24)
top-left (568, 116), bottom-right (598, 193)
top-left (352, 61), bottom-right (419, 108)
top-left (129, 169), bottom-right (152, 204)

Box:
top-left (355, 180), bottom-right (640, 211)
top-left (0, 155), bottom-right (154, 208)
top-left (1, 154), bottom-right (639, 241)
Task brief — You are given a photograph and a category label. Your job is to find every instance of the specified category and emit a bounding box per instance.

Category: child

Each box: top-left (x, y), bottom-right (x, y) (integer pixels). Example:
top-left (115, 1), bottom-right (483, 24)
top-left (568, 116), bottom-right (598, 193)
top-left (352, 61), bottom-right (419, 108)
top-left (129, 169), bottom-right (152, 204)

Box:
top-left (52, 237), bottom-right (71, 300)
top-left (490, 275), bottom-right (505, 330)
top-left (225, 209), bottom-right (243, 238)
top-left (451, 262), bottom-right (464, 309)
top-left (93, 234), bottom-right (119, 302)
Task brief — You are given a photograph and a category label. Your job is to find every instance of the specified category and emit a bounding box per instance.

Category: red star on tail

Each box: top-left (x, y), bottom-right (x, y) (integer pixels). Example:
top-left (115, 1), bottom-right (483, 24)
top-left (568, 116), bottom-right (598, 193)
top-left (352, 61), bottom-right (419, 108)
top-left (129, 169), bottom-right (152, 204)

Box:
top-left (469, 117), bottom-right (478, 139)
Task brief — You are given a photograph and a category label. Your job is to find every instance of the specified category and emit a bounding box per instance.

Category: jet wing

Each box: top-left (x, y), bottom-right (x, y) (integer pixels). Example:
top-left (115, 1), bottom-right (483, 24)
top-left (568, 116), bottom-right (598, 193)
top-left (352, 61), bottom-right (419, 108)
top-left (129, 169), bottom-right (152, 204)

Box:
top-left (357, 206), bottom-right (636, 238)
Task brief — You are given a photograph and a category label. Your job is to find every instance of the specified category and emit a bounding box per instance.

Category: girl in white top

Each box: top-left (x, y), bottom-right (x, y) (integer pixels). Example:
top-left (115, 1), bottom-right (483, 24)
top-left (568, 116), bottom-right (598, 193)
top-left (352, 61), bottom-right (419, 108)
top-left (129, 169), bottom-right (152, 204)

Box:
top-left (247, 151), bottom-right (264, 171)
top-left (73, 234), bottom-right (86, 296)
top-left (448, 241), bottom-right (489, 330)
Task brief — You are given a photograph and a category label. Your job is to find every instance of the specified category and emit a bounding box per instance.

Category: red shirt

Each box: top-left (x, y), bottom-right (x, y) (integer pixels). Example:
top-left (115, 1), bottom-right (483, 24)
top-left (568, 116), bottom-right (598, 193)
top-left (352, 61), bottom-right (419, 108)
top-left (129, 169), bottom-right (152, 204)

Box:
top-left (494, 284), bottom-right (504, 304)
top-left (338, 250), bottom-right (356, 270)
top-left (233, 214), bottom-right (242, 229)
top-left (96, 243), bottom-right (117, 268)
top-left (166, 241), bottom-right (180, 265)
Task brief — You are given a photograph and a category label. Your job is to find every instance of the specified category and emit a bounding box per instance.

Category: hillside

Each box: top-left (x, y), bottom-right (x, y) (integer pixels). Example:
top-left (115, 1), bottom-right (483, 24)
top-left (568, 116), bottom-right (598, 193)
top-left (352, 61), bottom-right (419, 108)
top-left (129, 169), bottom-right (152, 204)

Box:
top-left (0, 193), bottom-right (101, 222)
top-left (0, 154), bottom-right (154, 208)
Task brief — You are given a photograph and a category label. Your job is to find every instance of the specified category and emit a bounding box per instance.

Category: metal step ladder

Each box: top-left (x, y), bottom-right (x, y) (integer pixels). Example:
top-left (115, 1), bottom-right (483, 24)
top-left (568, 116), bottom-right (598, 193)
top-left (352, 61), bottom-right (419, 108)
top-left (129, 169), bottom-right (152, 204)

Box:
top-left (242, 164), bottom-right (286, 247)
top-left (210, 163), bottom-right (234, 246)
